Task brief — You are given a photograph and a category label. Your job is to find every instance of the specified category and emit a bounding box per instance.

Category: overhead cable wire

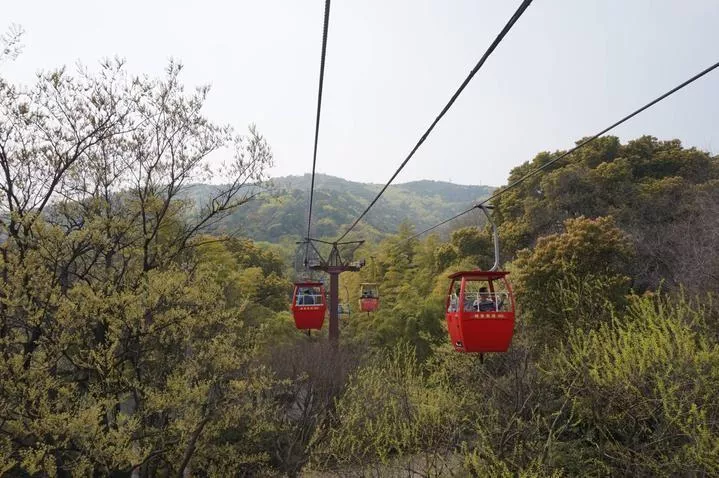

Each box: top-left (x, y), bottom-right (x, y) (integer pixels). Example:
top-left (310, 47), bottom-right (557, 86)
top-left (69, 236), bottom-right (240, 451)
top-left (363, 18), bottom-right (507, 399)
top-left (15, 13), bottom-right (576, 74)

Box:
top-left (305, 0), bottom-right (332, 244)
top-left (334, 0), bottom-right (534, 242)
top-left (404, 59), bottom-right (719, 242)
top-left (405, 205), bottom-right (478, 241)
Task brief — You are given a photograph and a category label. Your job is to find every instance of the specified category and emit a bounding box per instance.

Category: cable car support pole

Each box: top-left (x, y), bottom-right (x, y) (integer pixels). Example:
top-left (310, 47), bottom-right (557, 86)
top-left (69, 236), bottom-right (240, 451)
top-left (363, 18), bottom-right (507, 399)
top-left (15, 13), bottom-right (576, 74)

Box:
top-left (308, 239), bottom-right (365, 343)
top-left (329, 272), bottom-right (340, 341)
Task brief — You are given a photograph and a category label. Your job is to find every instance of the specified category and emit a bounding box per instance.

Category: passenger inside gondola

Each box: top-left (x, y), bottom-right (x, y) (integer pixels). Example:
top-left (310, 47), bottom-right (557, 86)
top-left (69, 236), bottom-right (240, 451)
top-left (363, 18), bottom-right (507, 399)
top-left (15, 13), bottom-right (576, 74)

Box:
top-left (297, 287), bottom-right (321, 305)
top-left (473, 287), bottom-right (496, 311)
top-left (461, 280), bottom-right (509, 313)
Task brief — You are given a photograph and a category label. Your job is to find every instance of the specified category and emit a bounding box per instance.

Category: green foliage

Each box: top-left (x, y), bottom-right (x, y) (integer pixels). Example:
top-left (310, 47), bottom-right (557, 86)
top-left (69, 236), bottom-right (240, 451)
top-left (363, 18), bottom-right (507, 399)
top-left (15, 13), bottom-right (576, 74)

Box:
top-left (0, 61), bottom-right (281, 476)
top-left (0, 229), bottom-right (280, 476)
top-left (261, 341), bottom-right (362, 477)
top-left (514, 216), bottom-right (634, 343)
top-left (450, 226), bottom-right (495, 269)
top-left (542, 294), bottom-right (719, 476)
top-left (433, 242), bottom-right (458, 271)
top-left (196, 236), bottom-right (292, 317)
top-left (190, 174), bottom-right (494, 243)
top-left (494, 135), bottom-right (718, 294)
top-left (315, 343), bottom-right (468, 472)
top-left (340, 225), bottom-right (449, 360)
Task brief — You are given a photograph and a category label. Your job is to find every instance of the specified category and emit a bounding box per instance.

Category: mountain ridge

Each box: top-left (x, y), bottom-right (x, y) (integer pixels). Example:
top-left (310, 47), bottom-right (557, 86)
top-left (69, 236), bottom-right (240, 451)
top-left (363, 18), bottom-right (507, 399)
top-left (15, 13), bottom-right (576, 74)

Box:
top-left (188, 173), bottom-right (495, 243)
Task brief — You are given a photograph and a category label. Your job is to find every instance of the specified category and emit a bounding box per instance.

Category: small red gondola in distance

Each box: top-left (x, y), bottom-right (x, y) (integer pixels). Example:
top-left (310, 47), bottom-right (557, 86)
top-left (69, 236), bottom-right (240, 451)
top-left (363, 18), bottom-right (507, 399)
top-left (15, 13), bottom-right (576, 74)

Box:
top-left (291, 281), bottom-right (327, 330)
top-left (359, 282), bottom-right (379, 312)
top-left (445, 270), bottom-right (515, 353)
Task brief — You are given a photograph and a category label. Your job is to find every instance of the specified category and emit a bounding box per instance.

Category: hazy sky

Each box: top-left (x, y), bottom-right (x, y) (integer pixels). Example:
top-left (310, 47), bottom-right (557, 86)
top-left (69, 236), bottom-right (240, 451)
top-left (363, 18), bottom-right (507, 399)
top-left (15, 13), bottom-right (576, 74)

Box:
top-left (2, 1), bottom-right (718, 187)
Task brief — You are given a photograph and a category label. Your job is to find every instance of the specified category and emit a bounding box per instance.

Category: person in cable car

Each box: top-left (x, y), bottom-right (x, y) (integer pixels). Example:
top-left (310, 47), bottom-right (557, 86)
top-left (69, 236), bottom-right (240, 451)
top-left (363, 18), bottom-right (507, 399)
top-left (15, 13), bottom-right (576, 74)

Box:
top-left (472, 287), bottom-right (496, 312)
top-left (298, 288), bottom-right (316, 305)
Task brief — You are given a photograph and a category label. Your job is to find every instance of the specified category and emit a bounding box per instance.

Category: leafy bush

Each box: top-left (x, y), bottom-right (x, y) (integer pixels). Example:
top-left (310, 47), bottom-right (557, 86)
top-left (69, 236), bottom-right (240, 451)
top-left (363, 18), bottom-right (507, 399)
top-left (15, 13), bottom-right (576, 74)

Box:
top-left (542, 294), bottom-right (719, 476)
top-left (314, 343), bottom-right (468, 473)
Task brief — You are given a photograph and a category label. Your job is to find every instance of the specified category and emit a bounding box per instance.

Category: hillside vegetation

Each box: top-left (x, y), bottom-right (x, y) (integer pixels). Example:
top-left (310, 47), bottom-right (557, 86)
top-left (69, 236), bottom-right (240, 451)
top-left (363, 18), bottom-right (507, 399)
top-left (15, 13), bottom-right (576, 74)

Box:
top-left (184, 174), bottom-right (494, 243)
top-left (1, 62), bottom-right (718, 477)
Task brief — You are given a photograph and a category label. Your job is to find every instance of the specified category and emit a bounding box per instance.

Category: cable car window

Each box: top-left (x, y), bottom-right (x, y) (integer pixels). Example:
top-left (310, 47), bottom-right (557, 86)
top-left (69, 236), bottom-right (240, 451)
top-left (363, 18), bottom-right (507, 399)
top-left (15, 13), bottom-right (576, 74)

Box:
top-left (462, 279), bottom-right (512, 313)
top-left (360, 283), bottom-right (378, 298)
top-left (296, 287), bottom-right (323, 306)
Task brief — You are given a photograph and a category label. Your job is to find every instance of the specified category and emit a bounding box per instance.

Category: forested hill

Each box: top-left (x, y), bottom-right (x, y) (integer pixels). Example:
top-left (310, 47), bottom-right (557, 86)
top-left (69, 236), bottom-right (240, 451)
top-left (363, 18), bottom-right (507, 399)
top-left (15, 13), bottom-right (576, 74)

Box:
top-left (185, 174), bottom-right (494, 242)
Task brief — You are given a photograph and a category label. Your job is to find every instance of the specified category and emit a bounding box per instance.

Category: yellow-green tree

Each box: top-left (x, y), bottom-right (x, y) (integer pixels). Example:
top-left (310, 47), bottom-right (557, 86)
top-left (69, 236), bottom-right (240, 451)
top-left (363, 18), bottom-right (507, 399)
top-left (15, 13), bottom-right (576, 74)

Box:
top-left (513, 216), bottom-right (634, 344)
top-left (542, 294), bottom-right (719, 476)
top-left (493, 135), bottom-right (718, 293)
top-left (314, 343), bottom-right (467, 475)
top-left (0, 60), bottom-right (279, 476)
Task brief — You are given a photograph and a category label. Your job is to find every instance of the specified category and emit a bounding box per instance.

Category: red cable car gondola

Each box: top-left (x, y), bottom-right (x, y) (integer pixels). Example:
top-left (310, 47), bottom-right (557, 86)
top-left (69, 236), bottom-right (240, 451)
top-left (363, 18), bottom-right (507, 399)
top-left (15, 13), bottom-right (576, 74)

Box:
top-left (291, 281), bottom-right (327, 330)
top-left (445, 270), bottom-right (514, 353)
top-left (359, 282), bottom-right (379, 312)
top-left (443, 204), bottom-right (515, 353)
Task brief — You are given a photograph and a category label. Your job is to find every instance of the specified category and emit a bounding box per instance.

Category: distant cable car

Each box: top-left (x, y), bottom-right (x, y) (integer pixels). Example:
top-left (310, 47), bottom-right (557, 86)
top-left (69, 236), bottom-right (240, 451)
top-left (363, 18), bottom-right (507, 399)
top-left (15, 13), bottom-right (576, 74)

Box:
top-left (291, 281), bottom-right (327, 330)
top-left (445, 270), bottom-right (514, 353)
top-left (359, 283), bottom-right (379, 312)
top-left (444, 205), bottom-right (515, 353)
